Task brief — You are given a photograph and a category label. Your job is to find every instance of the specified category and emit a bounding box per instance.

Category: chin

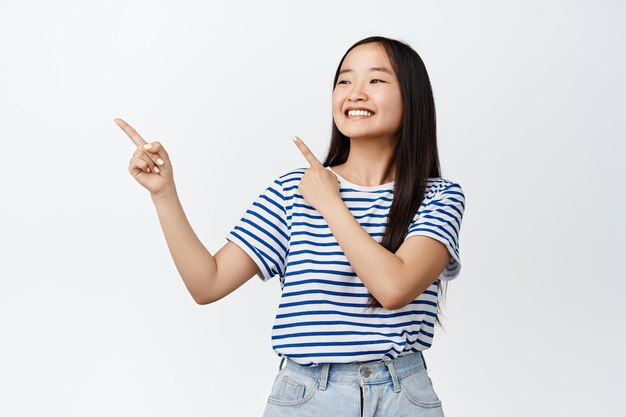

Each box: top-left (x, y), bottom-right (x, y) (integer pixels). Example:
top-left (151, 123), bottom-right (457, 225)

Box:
top-left (342, 131), bottom-right (378, 140)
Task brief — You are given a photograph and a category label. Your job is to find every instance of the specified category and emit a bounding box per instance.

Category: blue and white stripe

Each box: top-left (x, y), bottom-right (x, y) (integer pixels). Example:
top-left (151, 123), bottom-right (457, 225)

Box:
top-left (226, 166), bottom-right (465, 367)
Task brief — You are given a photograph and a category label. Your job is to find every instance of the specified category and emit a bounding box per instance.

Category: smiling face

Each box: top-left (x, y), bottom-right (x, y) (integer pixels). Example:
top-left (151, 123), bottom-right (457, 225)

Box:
top-left (332, 42), bottom-right (404, 142)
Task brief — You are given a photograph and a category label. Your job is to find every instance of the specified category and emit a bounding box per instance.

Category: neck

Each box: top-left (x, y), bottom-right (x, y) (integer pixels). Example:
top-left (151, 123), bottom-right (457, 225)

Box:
top-left (334, 136), bottom-right (397, 186)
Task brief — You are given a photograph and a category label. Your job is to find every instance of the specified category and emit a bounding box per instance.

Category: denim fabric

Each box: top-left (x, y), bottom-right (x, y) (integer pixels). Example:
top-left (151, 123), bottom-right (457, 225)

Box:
top-left (262, 351), bottom-right (445, 417)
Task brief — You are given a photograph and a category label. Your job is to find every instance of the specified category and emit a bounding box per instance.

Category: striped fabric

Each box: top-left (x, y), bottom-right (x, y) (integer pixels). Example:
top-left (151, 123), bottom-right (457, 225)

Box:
top-left (226, 166), bottom-right (465, 367)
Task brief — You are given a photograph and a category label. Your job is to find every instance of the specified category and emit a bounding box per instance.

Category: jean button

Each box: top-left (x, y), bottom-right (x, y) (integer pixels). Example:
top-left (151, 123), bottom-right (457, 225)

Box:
top-left (361, 367), bottom-right (371, 377)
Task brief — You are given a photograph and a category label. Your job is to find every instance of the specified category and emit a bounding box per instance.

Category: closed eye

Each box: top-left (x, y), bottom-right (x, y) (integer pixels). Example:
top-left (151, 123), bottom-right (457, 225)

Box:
top-left (336, 79), bottom-right (385, 85)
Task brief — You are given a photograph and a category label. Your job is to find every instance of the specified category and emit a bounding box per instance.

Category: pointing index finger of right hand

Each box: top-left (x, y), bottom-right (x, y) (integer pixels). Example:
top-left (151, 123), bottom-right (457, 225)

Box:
top-left (114, 118), bottom-right (147, 147)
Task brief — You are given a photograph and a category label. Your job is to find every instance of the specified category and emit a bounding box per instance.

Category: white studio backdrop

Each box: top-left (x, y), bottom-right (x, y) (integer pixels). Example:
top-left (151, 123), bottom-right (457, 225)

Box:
top-left (1, 0), bottom-right (625, 416)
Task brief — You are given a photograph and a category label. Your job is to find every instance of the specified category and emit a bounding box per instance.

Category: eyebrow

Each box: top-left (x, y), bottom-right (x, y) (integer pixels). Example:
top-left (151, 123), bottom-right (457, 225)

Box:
top-left (339, 66), bottom-right (393, 75)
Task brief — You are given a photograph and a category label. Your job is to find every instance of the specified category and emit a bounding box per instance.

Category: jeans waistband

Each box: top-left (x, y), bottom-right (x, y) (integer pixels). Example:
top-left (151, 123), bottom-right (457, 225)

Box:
top-left (278, 351), bottom-right (428, 391)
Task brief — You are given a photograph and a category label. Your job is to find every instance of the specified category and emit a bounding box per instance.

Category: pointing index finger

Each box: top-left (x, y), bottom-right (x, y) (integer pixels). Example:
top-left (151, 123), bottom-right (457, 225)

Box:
top-left (293, 136), bottom-right (324, 169)
top-left (114, 118), bottom-right (147, 146)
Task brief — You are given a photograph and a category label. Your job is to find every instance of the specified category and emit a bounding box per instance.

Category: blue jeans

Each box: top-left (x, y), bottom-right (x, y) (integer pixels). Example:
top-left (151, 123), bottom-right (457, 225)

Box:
top-left (262, 351), bottom-right (445, 417)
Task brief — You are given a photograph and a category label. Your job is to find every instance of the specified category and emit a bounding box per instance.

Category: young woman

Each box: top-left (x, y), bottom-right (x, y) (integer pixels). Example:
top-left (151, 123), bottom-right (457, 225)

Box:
top-left (116, 35), bottom-right (465, 417)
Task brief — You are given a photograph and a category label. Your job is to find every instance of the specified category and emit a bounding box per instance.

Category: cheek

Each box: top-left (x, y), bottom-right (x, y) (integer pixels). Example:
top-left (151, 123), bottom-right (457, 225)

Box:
top-left (331, 93), bottom-right (342, 110)
top-left (331, 98), bottom-right (344, 120)
top-left (383, 94), bottom-right (403, 123)
top-left (392, 102), bottom-right (403, 123)
top-left (378, 96), bottom-right (402, 120)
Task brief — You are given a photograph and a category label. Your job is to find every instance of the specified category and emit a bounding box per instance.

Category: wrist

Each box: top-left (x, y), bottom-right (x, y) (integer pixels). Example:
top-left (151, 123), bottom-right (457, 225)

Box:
top-left (151, 184), bottom-right (178, 204)
top-left (319, 195), bottom-right (344, 217)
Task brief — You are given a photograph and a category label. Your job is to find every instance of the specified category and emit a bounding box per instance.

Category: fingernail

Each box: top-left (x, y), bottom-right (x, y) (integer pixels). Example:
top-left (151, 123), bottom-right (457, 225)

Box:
top-left (157, 158), bottom-right (164, 165)
top-left (143, 143), bottom-right (152, 150)
top-left (292, 137), bottom-right (298, 142)
top-left (154, 166), bottom-right (160, 173)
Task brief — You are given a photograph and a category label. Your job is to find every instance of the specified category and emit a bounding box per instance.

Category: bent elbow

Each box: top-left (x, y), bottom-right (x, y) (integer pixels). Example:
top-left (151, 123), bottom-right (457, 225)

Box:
top-left (383, 284), bottom-right (414, 310)
top-left (193, 293), bottom-right (213, 305)
top-left (383, 298), bottom-right (406, 311)
top-left (381, 291), bottom-right (404, 310)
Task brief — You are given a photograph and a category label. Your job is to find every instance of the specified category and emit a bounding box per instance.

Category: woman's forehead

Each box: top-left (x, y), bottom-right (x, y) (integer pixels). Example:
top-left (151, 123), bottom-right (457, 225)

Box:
top-left (341, 43), bottom-right (391, 71)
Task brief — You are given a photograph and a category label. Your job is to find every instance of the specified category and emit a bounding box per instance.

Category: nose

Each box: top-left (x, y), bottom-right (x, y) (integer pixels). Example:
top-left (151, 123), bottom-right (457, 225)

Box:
top-left (349, 90), bottom-right (366, 101)
top-left (348, 81), bottom-right (367, 102)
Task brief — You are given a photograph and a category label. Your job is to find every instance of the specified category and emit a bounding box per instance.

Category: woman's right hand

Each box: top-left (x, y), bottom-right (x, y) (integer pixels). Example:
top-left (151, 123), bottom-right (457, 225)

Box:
top-left (114, 117), bottom-right (175, 198)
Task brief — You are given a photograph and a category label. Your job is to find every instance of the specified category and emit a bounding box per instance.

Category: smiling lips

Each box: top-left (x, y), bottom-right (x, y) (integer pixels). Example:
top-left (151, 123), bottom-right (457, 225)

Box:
top-left (345, 109), bottom-right (375, 119)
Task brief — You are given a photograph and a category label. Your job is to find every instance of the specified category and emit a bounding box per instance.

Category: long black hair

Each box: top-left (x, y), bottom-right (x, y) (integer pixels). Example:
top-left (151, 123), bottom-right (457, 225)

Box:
top-left (322, 36), bottom-right (449, 328)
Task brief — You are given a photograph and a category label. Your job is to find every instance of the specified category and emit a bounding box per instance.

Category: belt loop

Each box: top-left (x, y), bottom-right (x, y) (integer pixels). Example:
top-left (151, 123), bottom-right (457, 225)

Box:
top-left (278, 356), bottom-right (286, 372)
top-left (318, 363), bottom-right (330, 391)
top-left (384, 359), bottom-right (401, 393)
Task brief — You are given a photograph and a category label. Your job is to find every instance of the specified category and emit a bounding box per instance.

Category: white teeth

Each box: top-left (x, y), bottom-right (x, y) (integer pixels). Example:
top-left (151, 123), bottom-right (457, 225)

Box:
top-left (347, 110), bottom-right (373, 117)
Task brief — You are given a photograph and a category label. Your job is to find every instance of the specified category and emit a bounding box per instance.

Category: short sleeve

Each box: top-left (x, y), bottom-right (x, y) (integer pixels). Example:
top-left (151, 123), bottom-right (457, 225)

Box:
top-left (405, 182), bottom-right (465, 281)
top-left (225, 176), bottom-right (290, 282)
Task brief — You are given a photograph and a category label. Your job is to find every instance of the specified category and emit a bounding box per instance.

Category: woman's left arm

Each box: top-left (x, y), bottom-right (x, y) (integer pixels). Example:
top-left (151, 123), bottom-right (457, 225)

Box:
top-left (320, 202), bottom-right (449, 310)
top-left (291, 136), bottom-right (449, 310)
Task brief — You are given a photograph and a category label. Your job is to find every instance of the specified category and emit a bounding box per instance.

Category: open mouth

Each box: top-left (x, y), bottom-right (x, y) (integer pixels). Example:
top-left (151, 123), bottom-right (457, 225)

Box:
top-left (344, 109), bottom-right (375, 119)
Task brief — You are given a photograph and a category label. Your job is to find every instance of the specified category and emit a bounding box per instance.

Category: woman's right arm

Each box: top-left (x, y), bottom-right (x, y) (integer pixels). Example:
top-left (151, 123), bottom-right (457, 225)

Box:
top-left (115, 118), bottom-right (261, 305)
top-left (151, 186), bottom-right (261, 305)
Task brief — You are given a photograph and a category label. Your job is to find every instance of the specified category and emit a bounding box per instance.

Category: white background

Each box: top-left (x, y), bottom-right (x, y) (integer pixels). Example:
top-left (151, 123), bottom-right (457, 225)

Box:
top-left (1, 1), bottom-right (625, 416)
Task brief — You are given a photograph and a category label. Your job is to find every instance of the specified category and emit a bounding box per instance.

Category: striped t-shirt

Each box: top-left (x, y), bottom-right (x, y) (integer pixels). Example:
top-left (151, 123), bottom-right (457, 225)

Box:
top-left (225, 166), bottom-right (465, 367)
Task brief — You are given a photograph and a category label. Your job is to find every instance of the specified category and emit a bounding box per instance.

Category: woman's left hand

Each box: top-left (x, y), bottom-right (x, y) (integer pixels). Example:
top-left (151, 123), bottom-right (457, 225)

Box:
top-left (292, 136), bottom-right (342, 214)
